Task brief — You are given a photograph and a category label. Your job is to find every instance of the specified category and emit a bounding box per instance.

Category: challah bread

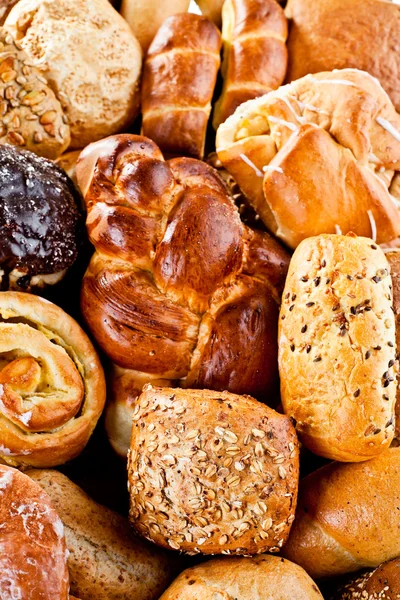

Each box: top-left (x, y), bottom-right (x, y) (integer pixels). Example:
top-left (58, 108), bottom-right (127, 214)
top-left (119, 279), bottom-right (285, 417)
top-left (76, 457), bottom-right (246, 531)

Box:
top-left (333, 558), bottom-right (400, 600)
top-left (216, 69), bottom-right (400, 249)
top-left (5, 0), bottom-right (142, 148)
top-left (158, 555), bottom-right (323, 599)
top-left (283, 448), bottom-right (400, 578)
top-left (213, 0), bottom-right (288, 128)
top-left (0, 465), bottom-right (69, 599)
top-left (0, 292), bottom-right (105, 467)
top-left (77, 134), bottom-right (290, 456)
top-left (120, 0), bottom-right (190, 52)
top-left (285, 0), bottom-right (400, 113)
top-left (141, 14), bottom-right (221, 159)
top-left (128, 386), bottom-right (299, 556)
top-left (27, 469), bottom-right (175, 600)
top-left (279, 234), bottom-right (396, 461)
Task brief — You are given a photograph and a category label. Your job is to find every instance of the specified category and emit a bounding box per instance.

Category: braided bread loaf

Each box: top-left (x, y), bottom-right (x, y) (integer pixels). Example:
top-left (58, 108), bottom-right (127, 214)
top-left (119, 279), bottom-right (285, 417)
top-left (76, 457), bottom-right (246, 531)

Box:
top-left (77, 134), bottom-right (290, 456)
top-left (213, 0), bottom-right (288, 128)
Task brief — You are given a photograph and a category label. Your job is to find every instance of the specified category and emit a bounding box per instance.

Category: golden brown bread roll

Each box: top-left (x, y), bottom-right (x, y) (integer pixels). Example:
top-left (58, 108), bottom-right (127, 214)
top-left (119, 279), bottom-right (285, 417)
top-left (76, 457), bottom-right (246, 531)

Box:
top-left (0, 292), bottom-right (106, 467)
top-left (120, 0), bottom-right (190, 52)
top-left (285, 0), bottom-right (400, 113)
top-left (216, 69), bottom-right (400, 249)
top-left (77, 134), bottom-right (290, 456)
top-left (282, 448), bottom-right (400, 578)
top-left (333, 558), bottom-right (400, 600)
top-left (27, 469), bottom-right (175, 600)
top-left (0, 28), bottom-right (70, 159)
top-left (386, 250), bottom-right (400, 445)
top-left (279, 234), bottom-right (396, 461)
top-left (5, 0), bottom-right (142, 148)
top-left (158, 555), bottom-right (323, 599)
top-left (0, 464), bottom-right (69, 599)
top-left (213, 0), bottom-right (288, 128)
top-left (128, 386), bottom-right (299, 556)
top-left (141, 13), bottom-right (221, 159)
top-left (195, 0), bottom-right (225, 26)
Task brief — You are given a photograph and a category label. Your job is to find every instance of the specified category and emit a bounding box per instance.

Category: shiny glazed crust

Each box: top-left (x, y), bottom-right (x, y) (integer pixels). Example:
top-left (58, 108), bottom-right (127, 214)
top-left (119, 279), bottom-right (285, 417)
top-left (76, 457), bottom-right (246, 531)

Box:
top-left (0, 292), bottom-right (106, 467)
top-left (283, 448), bottom-right (400, 578)
top-left (216, 69), bottom-right (400, 248)
top-left (128, 386), bottom-right (299, 555)
top-left (141, 14), bottom-right (221, 159)
top-left (213, 0), bottom-right (288, 128)
top-left (77, 133), bottom-right (289, 456)
top-left (0, 465), bottom-right (69, 599)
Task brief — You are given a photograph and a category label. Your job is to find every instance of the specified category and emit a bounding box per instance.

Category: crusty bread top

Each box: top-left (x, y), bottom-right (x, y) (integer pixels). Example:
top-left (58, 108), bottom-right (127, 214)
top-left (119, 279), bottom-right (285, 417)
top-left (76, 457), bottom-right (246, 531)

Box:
top-left (0, 465), bottom-right (69, 599)
top-left (334, 558), bottom-right (400, 599)
top-left (159, 555), bottom-right (323, 599)
top-left (279, 234), bottom-right (396, 461)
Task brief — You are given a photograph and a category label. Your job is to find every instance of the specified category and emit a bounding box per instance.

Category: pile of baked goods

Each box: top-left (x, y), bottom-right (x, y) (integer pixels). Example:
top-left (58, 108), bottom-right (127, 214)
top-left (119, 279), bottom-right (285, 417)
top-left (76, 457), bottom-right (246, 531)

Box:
top-left (1, 0), bottom-right (400, 598)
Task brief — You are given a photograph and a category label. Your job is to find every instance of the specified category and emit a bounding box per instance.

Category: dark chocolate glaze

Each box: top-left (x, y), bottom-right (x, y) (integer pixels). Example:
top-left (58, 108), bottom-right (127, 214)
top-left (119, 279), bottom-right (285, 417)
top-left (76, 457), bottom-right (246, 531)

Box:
top-left (0, 145), bottom-right (82, 285)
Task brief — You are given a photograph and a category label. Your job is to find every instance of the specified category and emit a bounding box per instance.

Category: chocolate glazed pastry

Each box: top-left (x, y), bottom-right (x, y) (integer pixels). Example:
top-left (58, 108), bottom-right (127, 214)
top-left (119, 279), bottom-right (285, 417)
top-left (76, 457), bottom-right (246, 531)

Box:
top-left (0, 144), bottom-right (82, 291)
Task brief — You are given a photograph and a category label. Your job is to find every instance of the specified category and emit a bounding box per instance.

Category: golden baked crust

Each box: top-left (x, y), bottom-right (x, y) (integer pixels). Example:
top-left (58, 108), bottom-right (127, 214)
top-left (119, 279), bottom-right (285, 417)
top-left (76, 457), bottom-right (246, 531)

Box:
top-left (0, 465), bottom-right (69, 599)
top-left (5, 0), bottom-right (142, 148)
top-left (334, 558), bottom-right (400, 600)
top-left (0, 292), bottom-right (106, 467)
top-left (27, 469), bottom-right (175, 600)
top-left (283, 448), bottom-right (400, 578)
top-left (285, 0), bottom-right (400, 113)
top-left (216, 69), bottom-right (400, 248)
top-left (0, 28), bottom-right (70, 159)
top-left (120, 0), bottom-right (190, 52)
top-left (213, 0), bottom-right (288, 128)
top-left (141, 13), bottom-right (221, 159)
top-left (195, 0), bottom-right (225, 26)
top-left (128, 386), bottom-right (299, 556)
top-left (385, 250), bottom-right (400, 445)
top-left (158, 555), bottom-right (323, 600)
top-left (279, 234), bottom-right (396, 461)
top-left (77, 133), bottom-right (290, 456)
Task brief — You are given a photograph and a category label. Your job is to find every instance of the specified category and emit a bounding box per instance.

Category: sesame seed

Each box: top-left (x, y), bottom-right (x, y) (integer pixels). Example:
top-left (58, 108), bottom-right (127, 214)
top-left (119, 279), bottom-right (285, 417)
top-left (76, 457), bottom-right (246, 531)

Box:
top-left (353, 389), bottom-right (361, 398)
top-left (301, 325), bottom-right (307, 333)
top-left (289, 304), bottom-right (295, 311)
top-left (314, 277), bottom-right (321, 287)
top-left (306, 345), bottom-right (311, 353)
top-left (301, 276), bottom-right (308, 282)
top-left (306, 302), bottom-right (315, 307)
top-left (313, 356), bottom-right (322, 362)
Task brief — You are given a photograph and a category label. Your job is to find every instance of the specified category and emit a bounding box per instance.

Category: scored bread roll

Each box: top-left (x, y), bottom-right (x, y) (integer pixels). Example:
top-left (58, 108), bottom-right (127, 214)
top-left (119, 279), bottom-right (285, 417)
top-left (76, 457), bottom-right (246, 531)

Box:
top-left (128, 386), bottom-right (299, 556)
top-left (0, 465), bottom-right (69, 599)
top-left (285, 0), bottom-right (400, 113)
top-left (77, 133), bottom-right (290, 457)
top-left (120, 0), bottom-right (190, 52)
top-left (333, 558), bottom-right (400, 600)
top-left (0, 292), bottom-right (106, 467)
top-left (141, 14), bottom-right (221, 159)
top-left (158, 555), bottom-right (323, 600)
top-left (5, 0), bottom-right (142, 148)
top-left (213, 0), bottom-right (288, 128)
top-left (283, 448), bottom-right (400, 578)
top-left (279, 234), bottom-right (396, 461)
top-left (27, 469), bottom-right (175, 600)
top-left (216, 69), bottom-right (400, 249)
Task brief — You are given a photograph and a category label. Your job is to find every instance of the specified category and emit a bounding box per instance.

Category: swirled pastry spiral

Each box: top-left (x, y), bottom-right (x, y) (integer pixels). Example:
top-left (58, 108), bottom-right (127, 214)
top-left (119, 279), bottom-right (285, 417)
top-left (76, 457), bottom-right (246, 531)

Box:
top-left (0, 292), bottom-right (106, 467)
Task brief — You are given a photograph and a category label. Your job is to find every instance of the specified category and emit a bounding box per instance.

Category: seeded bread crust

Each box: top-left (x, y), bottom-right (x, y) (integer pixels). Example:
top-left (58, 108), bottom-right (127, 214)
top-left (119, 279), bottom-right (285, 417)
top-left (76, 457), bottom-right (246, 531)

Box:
top-left (128, 386), bottom-right (299, 556)
top-left (334, 558), bottom-right (400, 600)
top-left (279, 233), bottom-right (396, 461)
top-left (158, 555), bottom-right (323, 600)
top-left (283, 448), bottom-right (400, 578)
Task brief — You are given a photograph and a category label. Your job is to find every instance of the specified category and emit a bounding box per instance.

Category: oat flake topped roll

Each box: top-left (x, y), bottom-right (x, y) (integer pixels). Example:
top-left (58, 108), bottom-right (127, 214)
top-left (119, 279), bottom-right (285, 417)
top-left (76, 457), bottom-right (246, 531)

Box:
top-left (279, 233), bottom-right (397, 462)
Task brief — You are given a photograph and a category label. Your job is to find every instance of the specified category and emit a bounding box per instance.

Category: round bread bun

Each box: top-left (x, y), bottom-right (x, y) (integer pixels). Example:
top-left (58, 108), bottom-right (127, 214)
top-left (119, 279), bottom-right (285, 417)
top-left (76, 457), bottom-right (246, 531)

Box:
top-left (334, 558), bottom-right (400, 599)
top-left (158, 555), bottom-right (324, 600)
top-left (5, 0), bottom-right (142, 148)
top-left (0, 464), bottom-right (69, 598)
top-left (128, 386), bottom-right (299, 556)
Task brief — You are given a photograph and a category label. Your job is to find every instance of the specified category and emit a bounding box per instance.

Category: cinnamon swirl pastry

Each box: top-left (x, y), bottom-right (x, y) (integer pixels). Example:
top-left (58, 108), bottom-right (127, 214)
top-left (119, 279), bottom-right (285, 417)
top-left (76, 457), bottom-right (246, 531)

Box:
top-left (0, 292), bottom-right (106, 467)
